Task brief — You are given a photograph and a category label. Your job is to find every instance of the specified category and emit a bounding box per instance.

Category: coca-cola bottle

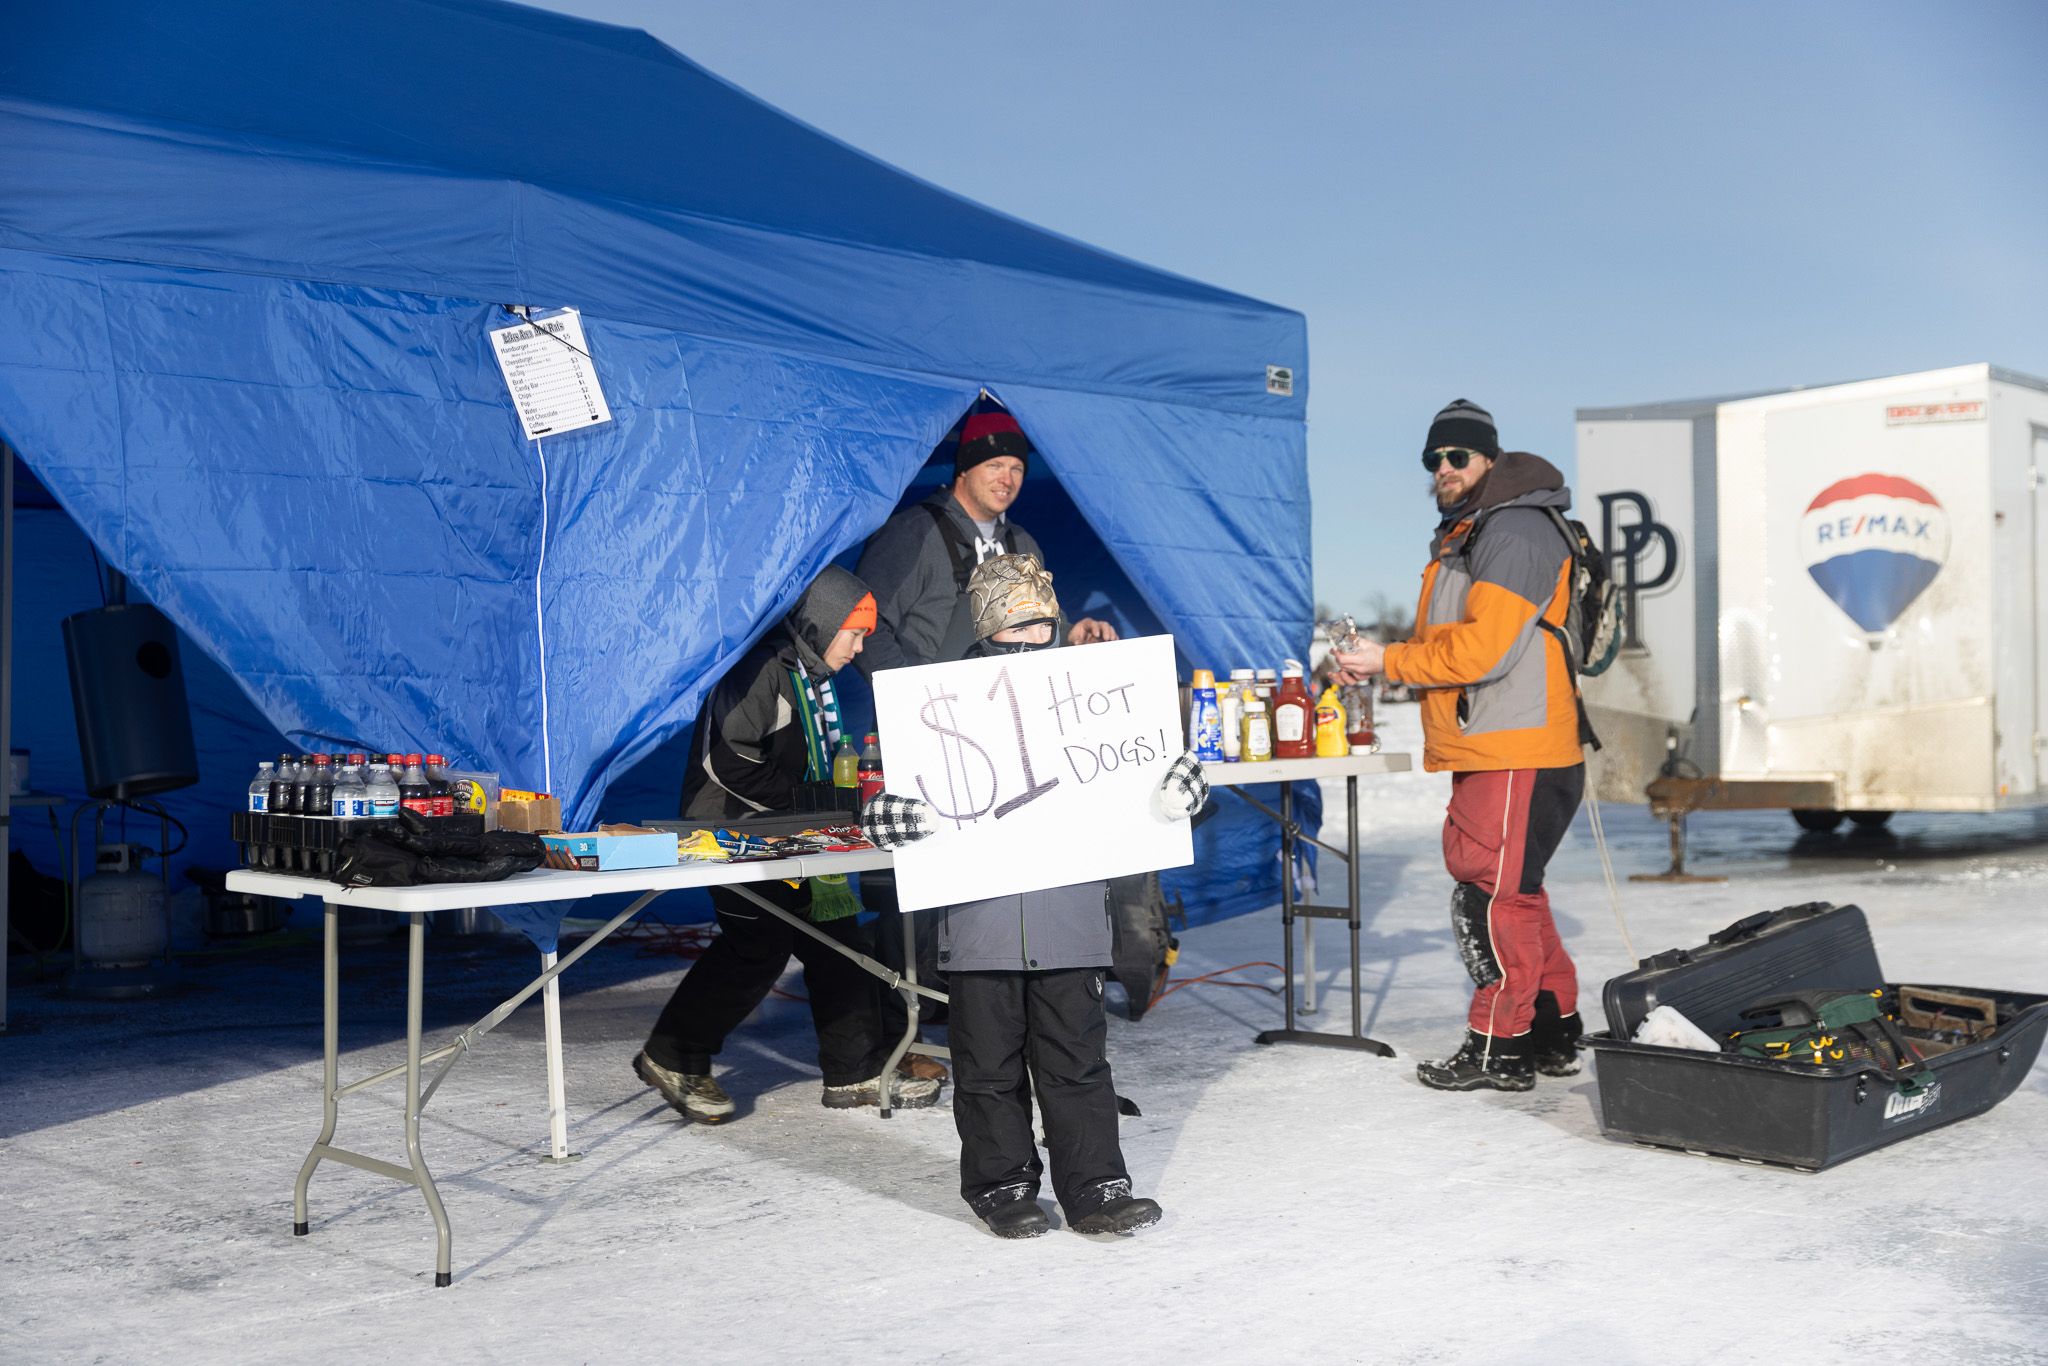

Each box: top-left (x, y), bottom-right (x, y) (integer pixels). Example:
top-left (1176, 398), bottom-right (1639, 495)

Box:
top-left (271, 753), bottom-right (300, 814)
top-left (425, 754), bottom-right (453, 817)
top-left (306, 754), bottom-right (334, 818)
top-left (399, 754), bottom-right (432, 816)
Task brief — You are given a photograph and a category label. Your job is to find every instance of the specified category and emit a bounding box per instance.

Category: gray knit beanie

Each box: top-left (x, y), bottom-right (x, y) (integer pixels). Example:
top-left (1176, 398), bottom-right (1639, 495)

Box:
top-left (1424, 399), bottom-right (1500, 458)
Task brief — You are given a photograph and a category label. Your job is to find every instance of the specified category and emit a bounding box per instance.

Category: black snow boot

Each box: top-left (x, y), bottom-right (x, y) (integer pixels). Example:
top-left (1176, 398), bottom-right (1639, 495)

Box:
top-left (1068, 1179), bottom-right (1162, 1236)
top-left (1527, 990), bottom-right (1584, 1077)
top-left (971, 1184), bottom-right (1050, 1240)
top-left (1415, 1029), bottom-right (1535, 1092)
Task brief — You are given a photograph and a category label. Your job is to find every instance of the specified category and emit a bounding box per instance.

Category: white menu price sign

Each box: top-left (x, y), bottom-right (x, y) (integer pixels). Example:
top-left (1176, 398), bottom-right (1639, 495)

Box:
top-left (489, 308), bottom-right (612, 439)
top-left (871, 634), bottom-right (1193, 912)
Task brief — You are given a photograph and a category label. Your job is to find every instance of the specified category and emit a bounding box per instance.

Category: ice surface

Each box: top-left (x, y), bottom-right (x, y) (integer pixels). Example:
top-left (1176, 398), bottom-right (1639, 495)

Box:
top-left (5, 703), bottom-right (2048, 1364)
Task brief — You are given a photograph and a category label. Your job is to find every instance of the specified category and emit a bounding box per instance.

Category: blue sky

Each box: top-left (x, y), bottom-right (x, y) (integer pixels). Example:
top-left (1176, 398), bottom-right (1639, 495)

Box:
top-left (537, 0), bottom-right (2048, 613)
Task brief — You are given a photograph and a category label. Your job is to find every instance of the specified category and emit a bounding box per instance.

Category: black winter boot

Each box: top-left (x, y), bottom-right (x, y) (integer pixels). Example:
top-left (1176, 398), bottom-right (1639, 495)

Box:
top-left (1067, 1178), bottom-right (1162, 1235)
top-left (970, 1183), bottom-right (1050, 1240)
top-left (1528, 990), bottom-right (1584, 1077)
top-left (1416, 1029), bottom-right (1535, 1092)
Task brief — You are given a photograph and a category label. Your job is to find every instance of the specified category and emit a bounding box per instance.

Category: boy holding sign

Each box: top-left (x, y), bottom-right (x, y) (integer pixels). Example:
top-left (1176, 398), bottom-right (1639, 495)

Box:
top-left (863, 555), bottom-right (1209, 1239)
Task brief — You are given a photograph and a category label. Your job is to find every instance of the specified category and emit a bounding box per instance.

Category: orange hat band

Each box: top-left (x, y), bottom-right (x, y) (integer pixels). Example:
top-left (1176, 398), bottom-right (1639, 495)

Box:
top-left (840, 593), bottom-right (877, 635)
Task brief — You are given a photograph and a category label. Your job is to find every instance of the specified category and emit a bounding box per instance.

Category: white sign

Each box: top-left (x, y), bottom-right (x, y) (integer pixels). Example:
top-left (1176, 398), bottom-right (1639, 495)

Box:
top-left (489, 308), bottom-right (612, 439)
top-left (871, 634), bottom-right (1193, 912)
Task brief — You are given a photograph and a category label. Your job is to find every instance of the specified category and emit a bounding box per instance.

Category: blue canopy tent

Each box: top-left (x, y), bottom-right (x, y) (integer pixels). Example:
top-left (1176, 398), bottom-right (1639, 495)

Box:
top-left (0, 0), bottom-right (1318, 953)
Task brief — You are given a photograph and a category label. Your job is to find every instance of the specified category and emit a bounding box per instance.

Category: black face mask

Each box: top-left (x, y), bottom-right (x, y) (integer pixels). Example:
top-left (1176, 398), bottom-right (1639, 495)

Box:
top-left (966, 623), bottom-right (1058, 658)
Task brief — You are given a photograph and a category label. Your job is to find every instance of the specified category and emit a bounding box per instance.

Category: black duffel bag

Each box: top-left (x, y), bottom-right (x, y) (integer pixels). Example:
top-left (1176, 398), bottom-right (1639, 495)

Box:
top-left (331, 808), bottom-right (548, 887)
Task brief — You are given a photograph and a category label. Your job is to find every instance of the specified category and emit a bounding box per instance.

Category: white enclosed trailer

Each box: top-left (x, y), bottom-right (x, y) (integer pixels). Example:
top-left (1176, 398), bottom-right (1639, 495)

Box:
top-left (1576, 363), bottom-right (2048, 826)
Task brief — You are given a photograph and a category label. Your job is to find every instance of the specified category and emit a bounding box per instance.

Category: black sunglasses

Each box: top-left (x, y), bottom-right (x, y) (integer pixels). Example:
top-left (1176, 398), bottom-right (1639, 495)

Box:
top-left (1422, 447), bottom-right (1486, 473)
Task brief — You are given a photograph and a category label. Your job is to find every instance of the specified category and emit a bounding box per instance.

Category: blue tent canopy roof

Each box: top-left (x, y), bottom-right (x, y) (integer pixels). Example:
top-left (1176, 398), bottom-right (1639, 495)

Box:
top-left (0, 0), bottom-right (1317, 942)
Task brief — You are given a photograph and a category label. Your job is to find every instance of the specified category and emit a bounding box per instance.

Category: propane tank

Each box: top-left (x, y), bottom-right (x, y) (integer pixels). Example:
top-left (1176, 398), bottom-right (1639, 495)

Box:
top-left (76, 843), bottom-right (166, 968)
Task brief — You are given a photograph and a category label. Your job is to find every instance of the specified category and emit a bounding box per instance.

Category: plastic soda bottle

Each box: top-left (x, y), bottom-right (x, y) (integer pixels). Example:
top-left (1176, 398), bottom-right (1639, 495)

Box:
top-left (269, 753), bottom-right (295, 814)
top-left (1343, 683), bottom-right (1376, 752)
top-left (832, 738), bottom-right (860, 788)
top-left (399, 754), bottom-right (432, 815)
top-left (365, 761), bottom-right (401, 819)
top-left (306, 754), bottom-right (334, 818)
top-left (1271, 659), bottom-right (1314, 759)
top-left (858, 733), bottom-right (885, 803)
top-left (249, 761), bottom-right (274, 813)
top-left (425, 755), bottom-right (453, 816)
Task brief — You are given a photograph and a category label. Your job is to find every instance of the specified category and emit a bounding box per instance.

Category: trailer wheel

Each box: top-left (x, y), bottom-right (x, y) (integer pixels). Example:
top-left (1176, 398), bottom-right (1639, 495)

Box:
top-left (1791, 809), bottom-right (1843, 832)
top-left (1846, 810), bottom-right (1894, 829)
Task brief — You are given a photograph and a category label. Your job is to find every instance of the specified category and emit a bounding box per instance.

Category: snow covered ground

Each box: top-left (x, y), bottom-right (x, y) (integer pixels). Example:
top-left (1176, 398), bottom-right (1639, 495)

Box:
top-left (7, 701), bottom-right (2048, 1364)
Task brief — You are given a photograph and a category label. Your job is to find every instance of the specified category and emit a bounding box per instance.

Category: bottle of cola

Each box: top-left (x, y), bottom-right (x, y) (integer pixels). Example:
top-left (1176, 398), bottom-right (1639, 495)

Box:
top-left (425, 754), bottom-right (453, 817)
top-left (399, 754), bottom-right (432, 816)
top-left (306, 754), bottom-right (334, 818)
top-left (271, 753), bottom-right (299, 815)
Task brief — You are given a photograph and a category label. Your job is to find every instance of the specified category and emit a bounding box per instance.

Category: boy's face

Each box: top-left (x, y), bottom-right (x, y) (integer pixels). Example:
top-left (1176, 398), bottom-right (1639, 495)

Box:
top-left (824, 627), bottom-right (867, 671)
top-left (990, 620), bottom-right (1053, 646)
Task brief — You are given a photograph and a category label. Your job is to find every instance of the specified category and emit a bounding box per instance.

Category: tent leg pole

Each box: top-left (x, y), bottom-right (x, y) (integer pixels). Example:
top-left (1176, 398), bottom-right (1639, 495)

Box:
top-left (0, 438), bottom-right (12, 1033)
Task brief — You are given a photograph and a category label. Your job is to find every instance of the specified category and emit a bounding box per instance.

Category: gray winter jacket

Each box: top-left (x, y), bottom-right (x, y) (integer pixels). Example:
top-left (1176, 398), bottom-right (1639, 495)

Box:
top-left (853, 488), bottom-right (1048, 676)
top-left (937, 880), bottom-right (1112, 974)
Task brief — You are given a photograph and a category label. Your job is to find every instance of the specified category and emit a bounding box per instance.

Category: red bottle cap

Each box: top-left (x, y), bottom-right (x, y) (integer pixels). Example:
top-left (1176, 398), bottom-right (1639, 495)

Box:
top-left (427, 754), bottom-right (446, 765)
top-left (405, 753), bottom-right (423, 766)
top-left (387, 754), bottom-right (404, 765)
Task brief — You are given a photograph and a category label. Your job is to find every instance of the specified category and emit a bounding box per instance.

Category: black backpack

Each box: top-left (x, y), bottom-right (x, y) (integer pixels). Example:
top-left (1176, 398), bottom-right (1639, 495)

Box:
top-left (1463, 506), bottom-right (1619, 751)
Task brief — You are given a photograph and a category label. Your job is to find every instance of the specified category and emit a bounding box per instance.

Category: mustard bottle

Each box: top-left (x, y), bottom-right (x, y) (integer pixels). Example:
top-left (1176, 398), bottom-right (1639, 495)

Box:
top-left (1239, 693), bottom-right (1273, 762)
top-left (1314, 683), bottom-right (1349, 757)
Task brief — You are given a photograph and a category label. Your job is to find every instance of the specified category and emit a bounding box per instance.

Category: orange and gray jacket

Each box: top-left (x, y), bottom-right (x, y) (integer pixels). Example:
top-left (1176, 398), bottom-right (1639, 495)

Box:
top-left (1383, 453), bottom-right (1584, 773)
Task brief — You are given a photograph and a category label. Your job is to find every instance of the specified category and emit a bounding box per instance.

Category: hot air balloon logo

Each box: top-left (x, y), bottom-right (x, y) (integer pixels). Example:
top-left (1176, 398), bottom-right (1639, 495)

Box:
top-left (1799, 474), bottom-right (1949, 632)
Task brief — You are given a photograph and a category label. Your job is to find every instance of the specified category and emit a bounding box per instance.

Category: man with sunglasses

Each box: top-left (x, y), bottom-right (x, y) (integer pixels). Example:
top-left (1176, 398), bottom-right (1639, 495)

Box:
top-left (1331, 399), bottom-right (1587, 1093)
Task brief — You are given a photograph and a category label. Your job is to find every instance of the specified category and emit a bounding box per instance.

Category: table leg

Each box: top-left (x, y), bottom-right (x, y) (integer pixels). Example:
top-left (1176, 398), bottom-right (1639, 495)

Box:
top-left (1278, 781), bottom-right (1297, 1035)
top-left (1348, 773), bottom-right (1363, 1040)
top-left (1301, 919), bottom-right (1318, 1015)
top-left (402, 912), bottom-right (453, 1287)
top-left (293, 902), bottom-right (340, 1236)
top-left (538, 949), bottom-right (580, 1163)
top-left (877, 911), bottom-right (923, 1120)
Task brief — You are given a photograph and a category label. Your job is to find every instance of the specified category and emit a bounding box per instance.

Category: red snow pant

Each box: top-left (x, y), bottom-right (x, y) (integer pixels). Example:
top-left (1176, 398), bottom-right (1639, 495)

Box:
top-left (1441, 765), bottom-right (1584, 1039)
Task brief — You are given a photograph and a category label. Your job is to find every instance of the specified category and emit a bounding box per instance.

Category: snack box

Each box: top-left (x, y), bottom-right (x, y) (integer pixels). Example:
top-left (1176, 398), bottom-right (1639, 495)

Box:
top-left (539, 829), bottom-right (679, 872)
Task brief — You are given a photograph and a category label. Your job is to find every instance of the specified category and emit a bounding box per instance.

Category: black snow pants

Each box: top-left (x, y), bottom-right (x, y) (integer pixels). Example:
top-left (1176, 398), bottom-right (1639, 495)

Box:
top-left (644, 879), bottom-right (885, 1088)
top-left (949, 967), bottom-right (1128, 1219)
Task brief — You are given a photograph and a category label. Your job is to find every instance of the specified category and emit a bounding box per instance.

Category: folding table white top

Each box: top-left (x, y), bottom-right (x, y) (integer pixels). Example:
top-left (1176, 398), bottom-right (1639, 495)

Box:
top-left (224, 847), bottom-right (893, 912)
top-left (1200, 751), bottom-right (1412, 788)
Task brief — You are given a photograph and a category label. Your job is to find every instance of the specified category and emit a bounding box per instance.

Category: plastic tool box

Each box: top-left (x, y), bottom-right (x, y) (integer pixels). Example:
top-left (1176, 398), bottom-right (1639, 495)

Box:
top-left (1584, 901), bottom-right (2048, 1170)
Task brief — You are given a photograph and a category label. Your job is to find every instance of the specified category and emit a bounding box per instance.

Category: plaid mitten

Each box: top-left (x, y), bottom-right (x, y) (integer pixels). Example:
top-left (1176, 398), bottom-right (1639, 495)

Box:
top-left (1157, 749), bottom-right (1210, 821)
top-left (861, 792), bottom-right (938, 850)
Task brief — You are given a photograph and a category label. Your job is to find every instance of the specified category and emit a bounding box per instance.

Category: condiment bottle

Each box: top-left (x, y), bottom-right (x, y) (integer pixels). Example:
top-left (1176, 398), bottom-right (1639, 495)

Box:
top-left (1239, 692), bottom-right (1273, 763)
top-left (1314, 683), bottom-right (1349, 757)
top-left (1344, 682), bottom-right (1376, 752)
top-left (1271, 659), bottom-right (1313, 759)
top-left (1188, 669), bottom-right (1224, 762)
top-left (1220, 668), bottom-right (1253, 761)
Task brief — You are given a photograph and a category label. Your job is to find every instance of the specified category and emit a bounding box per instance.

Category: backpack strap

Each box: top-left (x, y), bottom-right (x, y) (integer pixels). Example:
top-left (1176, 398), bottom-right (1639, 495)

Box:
top-left (921, 501), bottom-right (1016, 591)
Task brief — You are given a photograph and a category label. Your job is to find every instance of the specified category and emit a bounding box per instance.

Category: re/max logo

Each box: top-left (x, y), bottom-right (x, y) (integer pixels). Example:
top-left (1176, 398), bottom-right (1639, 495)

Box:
top-left (1814, 513), bottom-right (1935, 544)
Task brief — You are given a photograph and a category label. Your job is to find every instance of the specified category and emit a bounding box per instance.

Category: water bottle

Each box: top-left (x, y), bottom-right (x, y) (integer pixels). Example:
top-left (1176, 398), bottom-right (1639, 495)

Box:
top-left (249, 761), bottom-right (274, 812)
top-left (333, 764), bottom-right (366, 821)
top-left (365, 761), bottom-right (400, 819)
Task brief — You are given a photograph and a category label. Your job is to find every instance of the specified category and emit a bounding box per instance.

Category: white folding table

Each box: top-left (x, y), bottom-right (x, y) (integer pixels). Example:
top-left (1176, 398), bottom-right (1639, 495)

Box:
top-left (226, 848), bottom-right (929, 1287)
top-left (1202, 752), bottom-right (1412, 1055)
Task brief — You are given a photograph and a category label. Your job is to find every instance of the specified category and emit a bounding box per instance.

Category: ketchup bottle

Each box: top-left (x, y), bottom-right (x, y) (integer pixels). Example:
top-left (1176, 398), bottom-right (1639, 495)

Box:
top-left (1271, 659), bottom-right (1315, 759)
